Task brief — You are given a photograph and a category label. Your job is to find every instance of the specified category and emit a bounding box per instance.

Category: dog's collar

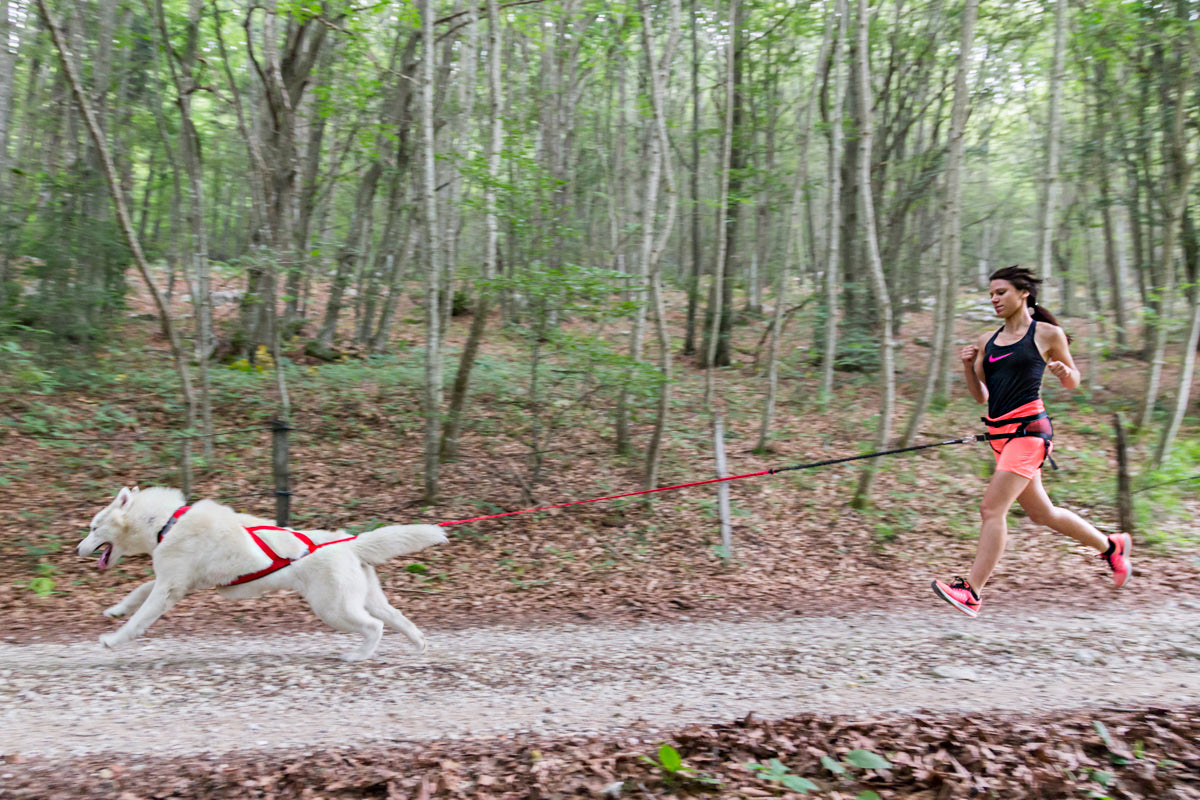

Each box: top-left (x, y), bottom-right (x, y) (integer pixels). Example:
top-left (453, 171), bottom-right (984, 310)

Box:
top-left (156, 506), bottom-right (191, 543)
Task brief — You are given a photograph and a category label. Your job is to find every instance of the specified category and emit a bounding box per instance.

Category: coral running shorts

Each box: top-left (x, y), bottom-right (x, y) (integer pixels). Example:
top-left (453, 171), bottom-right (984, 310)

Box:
top-left (987, 399), bottom-right (1052, 480)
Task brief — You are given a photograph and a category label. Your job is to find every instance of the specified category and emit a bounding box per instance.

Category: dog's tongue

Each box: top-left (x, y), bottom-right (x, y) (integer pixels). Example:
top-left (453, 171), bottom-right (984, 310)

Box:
top-left (98, 544), bottom-right (112, 569)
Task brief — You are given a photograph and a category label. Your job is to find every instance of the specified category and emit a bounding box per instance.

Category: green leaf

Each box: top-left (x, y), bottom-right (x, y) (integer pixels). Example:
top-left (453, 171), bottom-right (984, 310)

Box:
top-left (1093, 720), bottom-right (1115, 751)
top-left (658, 744), bottom-right (682, 773)
top-left (821, 755), bottom-right (846, 775)
top-left (405, 563), bottom-right (429, 575)
top-left (844, 750), bottom-right (892, 770)
top-left (782, 774), bottom-right (818, 793)
top-left (1091, 770), bottom-right (1115, 787)
top-left (856, 792), bottom-right (882, 800)
top-left (28, 576), bottom-right (56, 596)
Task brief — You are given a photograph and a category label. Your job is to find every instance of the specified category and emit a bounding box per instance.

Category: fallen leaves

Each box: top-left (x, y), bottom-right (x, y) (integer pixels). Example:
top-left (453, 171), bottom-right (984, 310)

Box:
top-left (3, 706), bottom-right (1200, 799)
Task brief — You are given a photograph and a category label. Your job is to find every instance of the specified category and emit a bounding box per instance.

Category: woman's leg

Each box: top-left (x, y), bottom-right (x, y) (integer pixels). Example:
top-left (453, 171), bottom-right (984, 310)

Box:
top-left (1016, 474), bottom-right (1108, 551)
top-left (968, 469), bottom-right (1033, 590)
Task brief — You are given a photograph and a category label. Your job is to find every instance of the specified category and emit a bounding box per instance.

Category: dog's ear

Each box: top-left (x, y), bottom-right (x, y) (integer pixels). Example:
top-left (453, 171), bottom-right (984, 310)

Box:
top-left (116, 487), bottom-right (135, 507)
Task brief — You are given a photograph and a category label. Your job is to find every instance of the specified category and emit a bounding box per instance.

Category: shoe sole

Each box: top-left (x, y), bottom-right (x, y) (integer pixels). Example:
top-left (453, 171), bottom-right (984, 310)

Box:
top-left (1112, 533), bottom-right (1132, 588)
top-left (932, 580), bottom-right (980, 618)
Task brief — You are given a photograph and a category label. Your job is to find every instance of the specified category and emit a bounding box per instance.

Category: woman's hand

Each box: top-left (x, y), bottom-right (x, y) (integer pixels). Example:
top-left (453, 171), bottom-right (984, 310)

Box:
top-left (1047, 360), bottom-right (1071, 383)
top-left (961, 344), bottom-right (978, 367)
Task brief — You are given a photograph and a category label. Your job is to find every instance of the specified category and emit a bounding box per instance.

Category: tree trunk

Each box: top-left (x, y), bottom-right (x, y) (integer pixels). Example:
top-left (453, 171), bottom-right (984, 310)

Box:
top-left (442, 0), bottom-right (504, 461)
top-left (0, 0), bottom-right (14, 203)
top-left (1152, 286), bottom-right (1200, 467)
top-left (1035, 0), bottom-right (1066, 294)
top-left (1093, 60), bottom-right (1129, 349)
top-left (903, 0), bottom-right (978, 447)
top-left (1137, 38), bottom-right (1193, 432)
top-left (700, 0), bottom-right (734, 388)
top-left (820, 0), bottom-right (849, 405)
top-left (701, 0), bottom-right (740, 378)
top-left (419, 0), bottom-right (443, 504)
top-left (637, 0), bottom-right (681, 491)
top-left (682, 0), bottom-right (702, 356)
top-left (757, 0), bottom-right (835, 451)
top-left (37, 0), bottom-right (198, 493)
top-left (850, 0), bottom-right (896, 510)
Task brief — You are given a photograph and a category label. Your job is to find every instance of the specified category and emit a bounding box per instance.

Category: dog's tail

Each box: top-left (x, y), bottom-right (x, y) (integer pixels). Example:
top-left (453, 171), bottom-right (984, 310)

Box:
top-left (349, 524), bottom-right (448, 565)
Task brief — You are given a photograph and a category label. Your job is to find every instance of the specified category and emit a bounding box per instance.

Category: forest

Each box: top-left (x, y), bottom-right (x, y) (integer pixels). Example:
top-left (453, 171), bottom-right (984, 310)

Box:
top-left (1, 0), bottom-right (1198, 497)
top-left (1, 0), bottom-right (1200, 797)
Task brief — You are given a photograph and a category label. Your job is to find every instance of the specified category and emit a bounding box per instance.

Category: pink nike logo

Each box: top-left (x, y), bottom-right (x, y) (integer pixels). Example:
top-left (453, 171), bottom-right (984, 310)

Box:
top-left (988, 353), bottom-right (1013, 363)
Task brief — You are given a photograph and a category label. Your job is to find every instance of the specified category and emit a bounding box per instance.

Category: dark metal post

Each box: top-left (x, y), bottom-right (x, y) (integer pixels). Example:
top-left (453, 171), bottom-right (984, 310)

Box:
top-left (272, 418), bottom-right (291, 527)
top-left (1113, 413), bottom-right (1133, 533)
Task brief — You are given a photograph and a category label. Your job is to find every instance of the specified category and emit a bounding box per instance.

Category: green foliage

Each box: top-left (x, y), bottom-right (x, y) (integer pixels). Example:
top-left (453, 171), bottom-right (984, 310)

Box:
top-left (0, 337), bottom-right (62, 395)
top-left (1132, 435), bottom-right (1200, 545)
top-left (820, 755), bottom-right (846, 775)
top-left (10, 174), bottom-right (130, 342)
top-left (745, 759), bottom-right (819, 793)
top-left (641, 744), bottom-right (722, 787)
top-left (28, 563), bottom-right (59, 597)
top-left (843, 749), bottom-right (893, 770)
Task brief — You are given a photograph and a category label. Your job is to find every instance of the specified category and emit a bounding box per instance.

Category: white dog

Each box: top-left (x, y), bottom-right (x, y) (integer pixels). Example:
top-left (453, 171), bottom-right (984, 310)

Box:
top-left (77, 486), bottom-right (447, 661)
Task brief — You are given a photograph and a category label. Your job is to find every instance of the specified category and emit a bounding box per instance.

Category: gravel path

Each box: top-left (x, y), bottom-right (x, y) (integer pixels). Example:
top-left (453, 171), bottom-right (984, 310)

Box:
top-left (4, 603), bottom-right (1200, 760)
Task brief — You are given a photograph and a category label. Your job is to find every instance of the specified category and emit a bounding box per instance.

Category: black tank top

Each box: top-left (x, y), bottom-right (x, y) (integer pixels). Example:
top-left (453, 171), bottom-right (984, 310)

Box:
top-left (982, 320), bottom-right (1045, 419)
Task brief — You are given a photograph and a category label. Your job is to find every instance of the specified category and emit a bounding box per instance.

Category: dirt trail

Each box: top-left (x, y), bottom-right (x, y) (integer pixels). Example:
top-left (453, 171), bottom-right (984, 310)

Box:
top-left (3, 601), bottom-right (1200, 760)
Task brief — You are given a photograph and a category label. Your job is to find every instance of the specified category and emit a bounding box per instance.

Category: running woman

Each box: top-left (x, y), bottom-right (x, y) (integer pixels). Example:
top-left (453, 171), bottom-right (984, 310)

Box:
top-left (932, 266), bottom-right (1132, 617)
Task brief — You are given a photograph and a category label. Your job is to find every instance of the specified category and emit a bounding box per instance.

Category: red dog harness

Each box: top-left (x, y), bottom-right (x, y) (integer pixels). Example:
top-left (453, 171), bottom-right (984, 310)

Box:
top-left (156, 506), bottom-right (356, 586)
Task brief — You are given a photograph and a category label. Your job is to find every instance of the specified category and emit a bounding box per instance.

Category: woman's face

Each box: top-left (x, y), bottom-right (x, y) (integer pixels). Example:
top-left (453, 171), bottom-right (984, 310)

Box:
top-left (989, 279), bottom-right (1029, 319)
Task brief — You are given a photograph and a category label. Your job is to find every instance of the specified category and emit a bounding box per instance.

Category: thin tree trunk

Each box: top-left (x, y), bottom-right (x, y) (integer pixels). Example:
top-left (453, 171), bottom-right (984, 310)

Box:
top-left (638, 0), bottom-right (681, 490)
top-left (1093, 60), bottom-right (1129, 349)
top-left (0, 0), bottom-right (14, 203)
top-left (1137, 37), bottom-right (1194, 432)
top-left (850, 0), bottom-right (896, 510)
top-left (37, 0), bottom-right (198, 493)
top-left (419, 0), bottom-right (443, 504)
top-left (758, 0), bottom-right (834, 451)
top-left (442, 0), bottom-right (504, 460)
top-left (1153, 287), bottom-right (1200, 467)
top-left (683, 0), bottom-right (702, 356)
top-left (613, 35), bottom-right (643, 456)
top-left (903, 0), bottom-right (978, 447)
top-left (702, 0), bottom-right (737, 395)
top-left (820, 0), bottom-right (849, 406)
top-left (1035, 0), bottom-right (1066, 293)
top-left (150, 0), bottom-right (215, 458)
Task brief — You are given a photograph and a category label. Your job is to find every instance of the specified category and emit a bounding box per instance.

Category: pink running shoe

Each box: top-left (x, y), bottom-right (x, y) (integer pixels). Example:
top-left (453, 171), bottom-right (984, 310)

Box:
top-left (1103, 533), bottom-right (1133, 588)
top-left (932, 577), bottom-right (981, 618)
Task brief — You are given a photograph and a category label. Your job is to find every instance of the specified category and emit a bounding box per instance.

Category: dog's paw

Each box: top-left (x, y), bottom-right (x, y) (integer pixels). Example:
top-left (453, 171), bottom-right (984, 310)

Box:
top-left (103, 605), bottom-right (126, 619)
top-left (98, 632), bottom-right (122, 649)
top-left (339, 650), bottom-right (371, 662)
top-left (412, 636), bottom-right (427, 655)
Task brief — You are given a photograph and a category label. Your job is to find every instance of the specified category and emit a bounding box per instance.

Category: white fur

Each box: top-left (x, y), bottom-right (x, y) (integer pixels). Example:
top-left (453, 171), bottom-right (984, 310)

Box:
top-left (77, 486), bottom-right (447, 661)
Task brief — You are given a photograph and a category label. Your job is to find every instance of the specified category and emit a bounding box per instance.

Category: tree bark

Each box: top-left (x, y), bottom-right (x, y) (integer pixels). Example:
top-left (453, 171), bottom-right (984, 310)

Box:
top-left (820, 0), bottom-right (849, 405)
top-left (757, 0), bottom-right (835, 451)
top-left (850, 0), bottom-right (896, 510)
top-left (637, 0), bottom-right (681, 491)
top-left (902, 0), bottom-right (978, 447)
top-left (1136, 37), bottom-right (1193, 432)
top-left (443, 0), bottom-right (505, 460)
top-left (419, 0), bottom-right (444, 504)
top-left (1035, 0), bottom-right (1066, 292)
top-left (701, 0), bottom-right (739, 382)
top-left (37, 0), bottom-right (198, 493)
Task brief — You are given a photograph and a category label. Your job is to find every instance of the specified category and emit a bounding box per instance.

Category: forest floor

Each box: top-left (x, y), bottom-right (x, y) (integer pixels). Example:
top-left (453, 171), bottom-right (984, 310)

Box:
top-left (2, 271), bottom-right (1200, 798)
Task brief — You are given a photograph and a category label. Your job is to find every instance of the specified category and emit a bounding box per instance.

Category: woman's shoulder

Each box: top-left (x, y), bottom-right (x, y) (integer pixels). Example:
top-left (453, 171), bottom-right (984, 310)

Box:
top-left (1033, 319), bottom-right (1067, 342)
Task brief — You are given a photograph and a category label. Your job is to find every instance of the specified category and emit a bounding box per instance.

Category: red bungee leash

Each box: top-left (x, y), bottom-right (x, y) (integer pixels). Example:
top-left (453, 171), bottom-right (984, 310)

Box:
top-left (437, 435), bottom-right (982, 527)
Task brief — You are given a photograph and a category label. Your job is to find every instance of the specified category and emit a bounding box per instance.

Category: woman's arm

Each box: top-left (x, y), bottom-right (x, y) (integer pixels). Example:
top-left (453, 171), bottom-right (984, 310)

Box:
top-left (1040, 325), bottom-right (1081, 389)
top-left (961, 332), bottom-right (989, 404)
